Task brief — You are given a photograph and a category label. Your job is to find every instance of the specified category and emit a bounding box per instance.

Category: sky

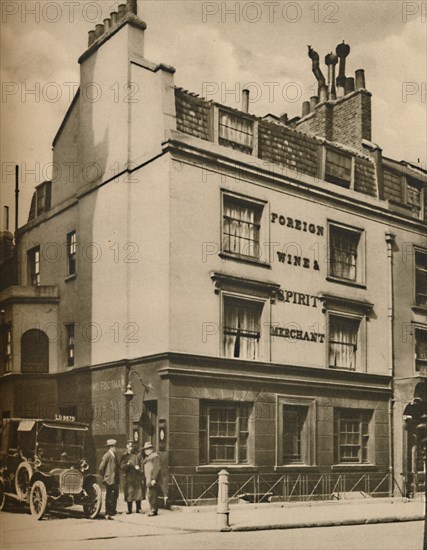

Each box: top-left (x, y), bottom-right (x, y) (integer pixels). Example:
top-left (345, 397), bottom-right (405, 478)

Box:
top-left (1, 0), bottom-right (426, 228)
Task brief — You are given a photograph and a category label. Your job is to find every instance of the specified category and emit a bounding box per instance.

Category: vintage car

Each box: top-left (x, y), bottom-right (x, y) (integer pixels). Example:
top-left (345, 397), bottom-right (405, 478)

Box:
top-left (0, 418), bottom-right (102, 520)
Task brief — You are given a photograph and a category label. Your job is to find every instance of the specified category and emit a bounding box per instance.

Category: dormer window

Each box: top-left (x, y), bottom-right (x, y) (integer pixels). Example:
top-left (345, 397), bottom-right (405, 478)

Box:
top-left (35, 181), bottom-right (52, 217)
top-left (325, 149), bottom-right (352, 188)
top-left (406, 179), bottom-right (423, 220)
top-left (219, 110), bottom-right (253, 155)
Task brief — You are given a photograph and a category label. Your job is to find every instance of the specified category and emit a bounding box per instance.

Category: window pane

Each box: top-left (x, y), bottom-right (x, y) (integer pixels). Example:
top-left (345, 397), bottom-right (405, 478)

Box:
top-left (330, 227), bottom-right (360, 280)
top-left (415, 328), bottom-right (427, 372)
top-left (219, 111), bottom-right (253, 154)
top-left (415, 251), bottom-right (427, 306)
top-left (336, 409), bottom-right (370, 464)
top-left (283, 405), bottom-right (307, 463)
top-left (223, 298), bottom-right (262, 360)
top-left (223, 197), bottom-right (261, 258)
top-left (325, 150), bottom-right (352, 187)
top-left (329, 316), bottom-right (359, 370)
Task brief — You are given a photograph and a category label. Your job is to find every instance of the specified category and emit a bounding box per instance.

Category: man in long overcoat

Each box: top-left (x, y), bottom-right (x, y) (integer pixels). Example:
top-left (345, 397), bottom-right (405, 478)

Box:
top-left (120, 440), bottom-right (144, 514)
top-left (142, 441), bottom-right (162, 516)
top-left (98, 438), bottom-right (120, 519)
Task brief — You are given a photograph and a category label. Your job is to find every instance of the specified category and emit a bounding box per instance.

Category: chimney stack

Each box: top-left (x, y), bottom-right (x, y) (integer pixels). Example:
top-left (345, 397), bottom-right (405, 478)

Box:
top-left (319, 85), bottom-right (328, 102)
top-left (302, 101), bottom-right (310, 117)
top-left (308, 46), bottom-right (326, 96)
top-left (88, 30), bottom-right (96, 47)
top-left (355, 69), bottom-right (366, 89)
top-left (242, 89), bottom-right (250, 113)
top-left (344, 77), bottom-right (355, 94)
top-left (127, 0), bottom-right (138, 14)
top-left (310, 96), bottom-right (318, 111)
top-left (325, 52), bottom-right (338, 100)
top-left (335, 41), bottom-right (350, 97)
top-left (94, 23), bottom-right (104, 39)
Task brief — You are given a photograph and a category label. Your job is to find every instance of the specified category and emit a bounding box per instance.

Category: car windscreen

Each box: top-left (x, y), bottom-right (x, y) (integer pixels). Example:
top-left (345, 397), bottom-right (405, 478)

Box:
top-left (37, 425), bottom-right (86, 462)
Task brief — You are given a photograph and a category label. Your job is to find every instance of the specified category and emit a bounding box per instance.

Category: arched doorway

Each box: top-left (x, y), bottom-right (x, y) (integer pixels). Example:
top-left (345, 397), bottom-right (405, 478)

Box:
top-left (21, 330), bottom-right (49, 373)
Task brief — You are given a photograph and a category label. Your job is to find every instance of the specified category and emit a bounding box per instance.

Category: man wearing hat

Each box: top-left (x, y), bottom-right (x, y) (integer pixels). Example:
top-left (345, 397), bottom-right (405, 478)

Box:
top-left (99, 439), bottom-right (120, 519)
top-left (142, 442), bottom-right (162, 516)
top-left (120, 440), bottom-right (144, 514)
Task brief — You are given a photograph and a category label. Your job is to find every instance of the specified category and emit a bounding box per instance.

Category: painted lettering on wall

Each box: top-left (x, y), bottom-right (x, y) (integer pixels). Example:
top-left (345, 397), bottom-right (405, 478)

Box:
top-left (271, 212), bottom-right (324, 236)
top-left (277, 251), bottom-right (320, 271)
top-left (278, 290), bottom-right (319, 307)
top-left (271, 325), bottom-right (325, 343)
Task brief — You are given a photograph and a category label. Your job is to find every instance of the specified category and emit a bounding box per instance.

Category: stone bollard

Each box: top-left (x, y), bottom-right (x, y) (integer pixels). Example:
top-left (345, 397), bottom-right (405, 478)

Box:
top-left (217, 469), bottom-right (231, 531)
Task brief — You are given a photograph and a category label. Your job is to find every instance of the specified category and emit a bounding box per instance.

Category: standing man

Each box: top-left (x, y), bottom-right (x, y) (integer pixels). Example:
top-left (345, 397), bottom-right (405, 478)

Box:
top-left (98, 438), bottom-right (120, 520)
top-left (121, 440), bottom-right (144, 514)
top-left (142, 442), bottom-right (162, 516)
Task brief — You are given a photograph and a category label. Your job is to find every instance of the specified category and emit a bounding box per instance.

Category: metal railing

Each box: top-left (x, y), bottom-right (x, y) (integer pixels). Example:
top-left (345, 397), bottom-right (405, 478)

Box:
top-left (169, 472), bottom-right (406, 506)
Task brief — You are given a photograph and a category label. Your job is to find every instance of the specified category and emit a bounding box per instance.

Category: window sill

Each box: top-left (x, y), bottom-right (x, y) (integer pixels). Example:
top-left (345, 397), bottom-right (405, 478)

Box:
top-left (331, 464), bottom-right (377, 471)
top-left (65, 273), bottom-right (76, 282)
top-left (412, 305), bottom-right (427, 315)
top-left (219, 252), bottom-right (271, 269)
top-left (196, 465), bottom-right (258, 473)
top-left (326, 276), bottom-right (366, 289)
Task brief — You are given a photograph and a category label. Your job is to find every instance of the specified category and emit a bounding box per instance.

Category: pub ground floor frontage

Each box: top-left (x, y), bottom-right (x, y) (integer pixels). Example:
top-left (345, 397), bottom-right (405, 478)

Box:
top-left (1, 353), bottom-right (421, 504)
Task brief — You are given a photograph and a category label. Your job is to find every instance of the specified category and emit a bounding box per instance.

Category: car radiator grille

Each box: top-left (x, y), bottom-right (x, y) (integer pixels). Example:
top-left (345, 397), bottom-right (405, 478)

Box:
top-left (61, 470), bottom-right (83, 494)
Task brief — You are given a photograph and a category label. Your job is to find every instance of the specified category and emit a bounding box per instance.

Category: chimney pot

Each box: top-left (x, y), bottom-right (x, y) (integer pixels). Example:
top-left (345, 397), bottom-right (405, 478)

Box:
top-left (325, 52), bottom-right (338, 100)
top-left (310, 96), bottom-right (318, 110)
top-left (319, 85), bottom-right (328, 102)
top-left (110, 11), bottom-right (118, 25)
top-left (103, 18), bottom-right (111, 31)
top-left (302, 101), bottom-right (310, 117)
top-left (118, 4), bottom-right (126, 18)
top-left (242, 89), bottom-right (250, 113)
top-left (88, 30), bottom-right (96, 46)
top-left (355, 69), bottom-right (366, 89)
top-left (345, 77), bottom-right (355, 94)
top-left (95, 24), bottom-right (104, 38)
top-left (126, 0), bottom-right (138, 14)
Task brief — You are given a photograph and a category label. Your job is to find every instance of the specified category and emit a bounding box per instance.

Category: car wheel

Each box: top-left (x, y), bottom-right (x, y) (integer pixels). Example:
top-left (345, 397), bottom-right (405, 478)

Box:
top-left (29, 481), bottom-right (48, 520)
top-left (0, 477), bottom-right (7, 511)
top-left (15, 462), bottom-right (33, 502)
top-left (83, 482), bottom-right (102, 519)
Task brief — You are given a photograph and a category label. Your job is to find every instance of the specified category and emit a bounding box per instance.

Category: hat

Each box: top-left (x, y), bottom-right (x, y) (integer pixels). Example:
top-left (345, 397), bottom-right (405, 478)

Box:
top-left (106, 439), bottom-right (117, 446)
top-left (126, 439), bottom-right (134, 445)
top-left (142, 441), bottom-right (154, 450)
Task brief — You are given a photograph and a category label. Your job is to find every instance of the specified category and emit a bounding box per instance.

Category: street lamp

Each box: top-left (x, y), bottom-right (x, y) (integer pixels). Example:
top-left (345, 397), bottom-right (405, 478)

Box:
top-left (123, 369), bottom-right (151, 439)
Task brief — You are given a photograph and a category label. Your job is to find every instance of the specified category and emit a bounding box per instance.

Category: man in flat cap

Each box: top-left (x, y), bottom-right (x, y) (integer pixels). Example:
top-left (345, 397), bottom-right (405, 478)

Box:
top-left (142, 442), bottom-right (162, 516)
top-left (99, 439), bottom-right (120, 519)
top-left (121, 440), bottom-right (144, 514)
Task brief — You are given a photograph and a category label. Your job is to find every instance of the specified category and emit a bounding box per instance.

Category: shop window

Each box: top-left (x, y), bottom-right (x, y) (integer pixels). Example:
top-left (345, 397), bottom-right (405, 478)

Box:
top-left (223, 296), bottom-right (263, 361)
top-left (325, 149), bottom-right (352, 188)
top-left (329, 223), bottom-right (364, 284)
top-left (21, 330), bottom-right (49, 373)
top-left (66, 324), bottom-right (75, 367)
top-left (67, 231), bottom-right (77, 276)
top-left (415, 249), bottom-right (427, 307)
top-left (28, 246), bottom-right (40, 286)
top-left (415, 326), bottom-right (427, 374)
top-left (222, 194), bottom-right (264, 260)
top-left (334, 409), bottom-right (372, 464)
top-left (199, 401), bottom-right (252, 464)
top-left (219, 110), bottom-right (253, 154)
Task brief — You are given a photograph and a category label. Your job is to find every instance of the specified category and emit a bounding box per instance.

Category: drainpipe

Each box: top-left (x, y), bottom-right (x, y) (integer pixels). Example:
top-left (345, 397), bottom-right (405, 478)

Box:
top-left (386, 232), bottom-right (396, 496)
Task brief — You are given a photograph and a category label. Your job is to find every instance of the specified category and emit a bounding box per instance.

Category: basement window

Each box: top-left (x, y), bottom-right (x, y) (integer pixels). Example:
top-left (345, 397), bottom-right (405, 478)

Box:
top-left (325, 149), bottom-right (352, 188)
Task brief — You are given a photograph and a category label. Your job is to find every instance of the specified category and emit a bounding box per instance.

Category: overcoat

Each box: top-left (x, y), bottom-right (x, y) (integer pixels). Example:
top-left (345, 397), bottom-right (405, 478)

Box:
top-left (120, 451), bottom-right (144, 501)
top-left (142, 451), bottom-right (162, 484)
top-left (98, 449), bottom-right (120, 486)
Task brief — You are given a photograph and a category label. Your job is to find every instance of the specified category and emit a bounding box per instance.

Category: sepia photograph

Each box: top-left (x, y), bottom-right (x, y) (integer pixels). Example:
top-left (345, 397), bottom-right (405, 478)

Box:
top-left (0, 1), bottom-right (426, 548)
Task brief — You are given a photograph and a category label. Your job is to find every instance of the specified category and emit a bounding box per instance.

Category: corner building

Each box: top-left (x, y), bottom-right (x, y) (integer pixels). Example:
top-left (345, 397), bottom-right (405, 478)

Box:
top-left (1, 1), bottom-right (426, 503)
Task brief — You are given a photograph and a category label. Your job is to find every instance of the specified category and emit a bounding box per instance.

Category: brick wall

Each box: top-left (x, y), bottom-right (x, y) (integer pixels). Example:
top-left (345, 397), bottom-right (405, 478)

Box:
top-left (296, 91), bottom-right (372, 152)
top-left (175, 88), bottom-right (211, 141)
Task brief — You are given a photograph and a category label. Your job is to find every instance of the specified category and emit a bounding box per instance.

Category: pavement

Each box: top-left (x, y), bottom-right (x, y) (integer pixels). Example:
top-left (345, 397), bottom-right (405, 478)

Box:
top-left (103, 494), bottom-right (425, 532)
